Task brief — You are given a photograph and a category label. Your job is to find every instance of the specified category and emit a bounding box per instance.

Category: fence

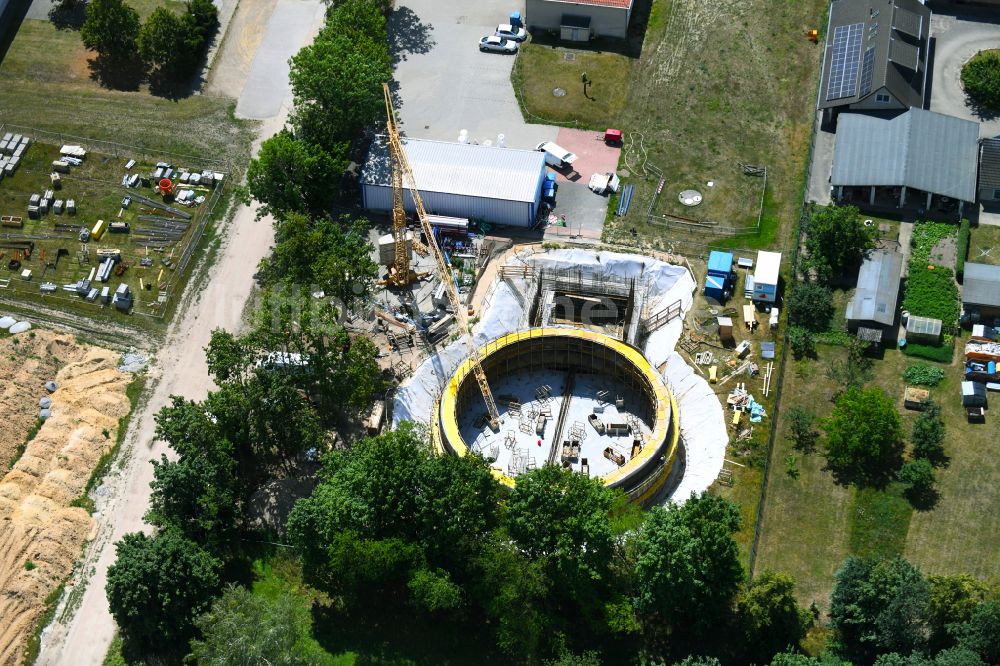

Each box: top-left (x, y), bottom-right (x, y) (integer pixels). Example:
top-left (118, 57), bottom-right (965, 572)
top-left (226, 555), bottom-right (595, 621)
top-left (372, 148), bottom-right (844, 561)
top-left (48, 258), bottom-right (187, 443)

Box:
top-left (0, 122), bottom-right (233, 320)
top-left (744, 116), bottom-right (820, 587)
top-left (0, 123), bottom-right (230, 173)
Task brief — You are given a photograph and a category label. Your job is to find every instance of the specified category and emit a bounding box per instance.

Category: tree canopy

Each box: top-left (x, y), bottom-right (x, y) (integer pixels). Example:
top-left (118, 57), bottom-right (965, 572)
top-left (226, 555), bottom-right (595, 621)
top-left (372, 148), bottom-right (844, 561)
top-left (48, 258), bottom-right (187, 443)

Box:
top-left (188, 585), bottom-right (327, 664)
top-left (738, 571), bottom-right (813, 664)
top-left (789, 282), bottom-right (834, 332)
top-left (830, 556), bottom-right (930, 664)
top-left (246, 131), bottom-right (348, 220)
top-left (80, 0), bottom-right (140, 60)
top-left (823, 386), bottom-right (904, 487)
top-left (960, 50), bottom-right (1000, 112)
top-left (106, 529), bottom-right (220, 656)
top-left (633, 493), bottom-right (744, 637)
top-left (804, 205), bottom-right (878, 281)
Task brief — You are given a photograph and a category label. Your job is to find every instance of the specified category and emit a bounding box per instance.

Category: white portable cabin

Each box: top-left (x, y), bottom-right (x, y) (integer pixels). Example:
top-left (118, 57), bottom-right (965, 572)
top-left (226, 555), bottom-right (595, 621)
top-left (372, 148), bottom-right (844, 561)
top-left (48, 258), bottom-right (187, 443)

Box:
top-left (751, 251), bottom-right (782, 304)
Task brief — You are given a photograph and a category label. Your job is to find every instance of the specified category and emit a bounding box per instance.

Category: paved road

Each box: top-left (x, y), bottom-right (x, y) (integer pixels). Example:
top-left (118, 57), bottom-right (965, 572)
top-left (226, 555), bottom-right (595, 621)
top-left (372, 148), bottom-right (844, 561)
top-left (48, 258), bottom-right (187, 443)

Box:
top-left (35, 2), bottom-right (326, 663)
top-left (234, 0), bottom-right (326, 119)
top-left (928, 7), bottom-right (1000, 140)
top-left (390, 0), bottom-right (557, 149)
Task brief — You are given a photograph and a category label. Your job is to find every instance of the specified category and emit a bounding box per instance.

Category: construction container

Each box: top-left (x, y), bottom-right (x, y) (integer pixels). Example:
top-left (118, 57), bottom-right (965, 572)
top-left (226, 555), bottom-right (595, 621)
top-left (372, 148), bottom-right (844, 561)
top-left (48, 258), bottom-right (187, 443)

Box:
top-left (66, 199), bottom-right (76, 215)
top-left (109, 221), bottom-right (130, 233)
top-left (27, 206), bottom-right (39, 219)
top-left (101, 286), bottom-right (110, 304)
top-left (39, 199), bottom-right (49, 214)
top-left (52, 160), bottom-right (70, 173)
top-left (53, 200), bottom-right (64, 214)
top-left (377, 232), bottom-right (413, 265)
top-left (51, 172), bottom-right (62, 189)
top-left (91, 219), bottom-right (107, 241)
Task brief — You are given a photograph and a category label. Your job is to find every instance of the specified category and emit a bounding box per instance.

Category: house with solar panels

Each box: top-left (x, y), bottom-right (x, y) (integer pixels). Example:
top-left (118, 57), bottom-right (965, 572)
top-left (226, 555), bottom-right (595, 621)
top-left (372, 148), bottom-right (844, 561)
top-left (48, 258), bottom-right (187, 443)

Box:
top-left (978, 137), bottom-right (1000, 203)
top-left (817, 0), bottom-right (931, 125)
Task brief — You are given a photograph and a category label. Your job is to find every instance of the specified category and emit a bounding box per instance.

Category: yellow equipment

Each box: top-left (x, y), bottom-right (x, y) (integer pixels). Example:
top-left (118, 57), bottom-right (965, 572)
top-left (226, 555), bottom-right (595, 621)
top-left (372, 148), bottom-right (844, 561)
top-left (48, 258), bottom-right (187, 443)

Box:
top-left (382, 83), bottom-right (500, 429)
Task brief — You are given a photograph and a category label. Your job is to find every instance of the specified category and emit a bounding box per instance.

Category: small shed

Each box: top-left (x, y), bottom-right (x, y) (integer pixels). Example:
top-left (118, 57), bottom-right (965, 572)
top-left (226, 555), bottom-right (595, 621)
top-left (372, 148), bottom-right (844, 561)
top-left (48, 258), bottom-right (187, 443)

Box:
top-left (751, 251), bottom-right (781, 304)
top-left (717, 316), bottom-right (734, 342)
top-left (905, 315), bottom-right (942, 344)
top-left (961, 380), bottom-right (988, 407)
top-left (846, 250), bottom-right (904, 331)
top-left (704, 250), bottom-right (734, 302)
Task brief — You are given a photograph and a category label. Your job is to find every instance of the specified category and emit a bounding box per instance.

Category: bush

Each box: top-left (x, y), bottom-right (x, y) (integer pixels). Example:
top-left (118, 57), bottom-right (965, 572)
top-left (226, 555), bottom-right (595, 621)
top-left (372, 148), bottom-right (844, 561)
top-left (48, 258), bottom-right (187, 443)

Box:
top-left (785, 406), bottom-right (819, 453)
top-left (903, 364), bottom-right (945, 386)
top-left (788, 326), bottom-right (816, 359)
top-left (912, 402), bottom-right (947, 467)
top-left (956, 218), bottom-right (970, 281)
top-left (961, 50), bottom-right (1000, 111)
top-left (815, 330), bottom-right (853, 347)
top-left (788, 283), bottom-right (834, 332)
top-left (898, 458), bottom-right (938, 508)
top-left (902, 342), bottom-right (954, 364)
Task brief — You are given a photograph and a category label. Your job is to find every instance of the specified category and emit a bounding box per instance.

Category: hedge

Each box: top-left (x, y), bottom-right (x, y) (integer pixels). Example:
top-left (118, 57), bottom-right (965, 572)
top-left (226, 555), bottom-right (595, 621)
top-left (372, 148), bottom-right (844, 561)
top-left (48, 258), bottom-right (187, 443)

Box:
top-left (956, 218), bottom-right (970, 281)
top-left (902, 342), bottom-right (954, 364)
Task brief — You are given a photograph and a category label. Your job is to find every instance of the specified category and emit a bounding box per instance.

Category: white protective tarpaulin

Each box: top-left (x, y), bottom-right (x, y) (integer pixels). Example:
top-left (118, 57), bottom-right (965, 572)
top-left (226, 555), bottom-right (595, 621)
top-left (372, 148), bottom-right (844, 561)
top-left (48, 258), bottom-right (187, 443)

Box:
top-left (392, 249), bottom-right (727, 502)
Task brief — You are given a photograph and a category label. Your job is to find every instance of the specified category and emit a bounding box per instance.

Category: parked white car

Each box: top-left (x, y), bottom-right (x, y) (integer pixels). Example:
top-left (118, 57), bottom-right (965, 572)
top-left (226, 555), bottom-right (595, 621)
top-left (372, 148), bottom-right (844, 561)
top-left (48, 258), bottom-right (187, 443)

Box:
top-left (479, 35), bottom-right (518, 54)
top-left (494, 23), bottom-right (527, 41)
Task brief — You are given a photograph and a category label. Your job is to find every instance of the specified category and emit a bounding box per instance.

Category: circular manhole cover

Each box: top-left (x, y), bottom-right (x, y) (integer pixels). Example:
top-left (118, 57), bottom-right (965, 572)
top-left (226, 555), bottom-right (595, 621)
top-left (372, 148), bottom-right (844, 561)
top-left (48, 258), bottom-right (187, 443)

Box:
top-left (552, 87), bottom-right (567, 97)
top-left (679, 189), bottom-right (703, 206)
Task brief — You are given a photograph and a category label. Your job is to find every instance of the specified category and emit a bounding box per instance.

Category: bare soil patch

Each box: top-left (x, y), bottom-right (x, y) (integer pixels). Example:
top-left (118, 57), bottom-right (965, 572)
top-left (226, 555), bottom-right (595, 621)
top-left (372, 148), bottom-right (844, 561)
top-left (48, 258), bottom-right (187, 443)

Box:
top-left (0, 331), bottom-right (133, 665)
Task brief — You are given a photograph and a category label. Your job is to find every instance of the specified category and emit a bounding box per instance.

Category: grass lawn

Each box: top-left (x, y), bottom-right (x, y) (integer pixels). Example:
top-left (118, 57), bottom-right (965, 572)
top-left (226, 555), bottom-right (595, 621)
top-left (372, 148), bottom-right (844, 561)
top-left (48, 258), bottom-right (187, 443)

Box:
top-left (601, 0), bottom-right (827, 248)
top-left (0, 9), bottom-right (254, 161)
top-left (968, 223), bottom-right (1000, 266)
top-left (512, 41), bottom-right (633, 129)
top-left (756, 340), bottom-right (1000, 617)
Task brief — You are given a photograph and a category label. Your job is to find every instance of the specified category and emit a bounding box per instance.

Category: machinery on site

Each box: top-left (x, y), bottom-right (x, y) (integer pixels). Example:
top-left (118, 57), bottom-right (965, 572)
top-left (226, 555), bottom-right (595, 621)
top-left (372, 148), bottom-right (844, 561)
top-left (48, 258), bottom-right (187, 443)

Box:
top-left (381, 83), bottom-right (500, 429)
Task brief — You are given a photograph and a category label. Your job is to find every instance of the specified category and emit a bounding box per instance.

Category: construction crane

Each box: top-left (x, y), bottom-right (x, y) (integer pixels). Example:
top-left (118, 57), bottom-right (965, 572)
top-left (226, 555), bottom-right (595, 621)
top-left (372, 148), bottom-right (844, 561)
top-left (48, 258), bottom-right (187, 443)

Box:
top-left (382, 83), bottom-right (500, 429)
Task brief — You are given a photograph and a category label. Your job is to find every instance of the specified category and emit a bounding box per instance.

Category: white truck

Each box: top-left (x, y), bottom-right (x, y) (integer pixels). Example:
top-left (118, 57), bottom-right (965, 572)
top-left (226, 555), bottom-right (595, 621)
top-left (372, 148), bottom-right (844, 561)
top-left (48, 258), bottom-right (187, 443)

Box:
top-left (535, 141), bottom-right (578, 169)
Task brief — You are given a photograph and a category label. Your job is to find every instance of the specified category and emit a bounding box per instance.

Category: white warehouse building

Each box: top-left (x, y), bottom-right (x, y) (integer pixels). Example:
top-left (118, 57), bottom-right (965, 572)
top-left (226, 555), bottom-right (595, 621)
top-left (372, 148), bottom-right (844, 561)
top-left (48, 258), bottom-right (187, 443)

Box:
top-left (360, 137), bottom-right (547, 228)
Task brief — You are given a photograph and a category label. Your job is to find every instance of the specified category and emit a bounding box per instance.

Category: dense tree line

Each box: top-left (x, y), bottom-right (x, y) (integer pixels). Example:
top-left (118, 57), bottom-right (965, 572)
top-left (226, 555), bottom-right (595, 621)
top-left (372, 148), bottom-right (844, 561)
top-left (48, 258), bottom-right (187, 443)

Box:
top-left (246, 0), bottom-right (392, 219)
top-left (81, 0), bottom-right (218, 82)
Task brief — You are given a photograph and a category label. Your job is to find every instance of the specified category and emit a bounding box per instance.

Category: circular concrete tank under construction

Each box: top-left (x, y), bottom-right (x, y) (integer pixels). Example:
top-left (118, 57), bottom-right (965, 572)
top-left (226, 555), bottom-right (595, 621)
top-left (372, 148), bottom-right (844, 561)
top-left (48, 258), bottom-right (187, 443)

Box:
top-left (436, 327), bottom-right (679, 504)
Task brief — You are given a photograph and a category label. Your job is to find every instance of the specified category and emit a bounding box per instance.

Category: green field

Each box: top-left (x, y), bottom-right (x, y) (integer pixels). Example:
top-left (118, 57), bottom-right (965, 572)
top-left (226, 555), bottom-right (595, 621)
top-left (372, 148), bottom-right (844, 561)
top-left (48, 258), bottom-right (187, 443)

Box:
top-left (968, 223), bottom-right (1000, 266)
top-left (0, 7), bottom-right (254, 163)
top-left (755, 342), bottom-right (1000, 614)
top-left (513, 0), bottom-right (826, 247)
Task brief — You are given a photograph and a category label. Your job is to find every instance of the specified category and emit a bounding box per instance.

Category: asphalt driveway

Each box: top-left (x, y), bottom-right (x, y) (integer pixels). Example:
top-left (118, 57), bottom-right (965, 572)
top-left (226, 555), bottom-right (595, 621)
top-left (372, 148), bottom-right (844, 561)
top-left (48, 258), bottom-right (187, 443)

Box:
top-left (389, 0), bottom-right (558, 149)
top-left (928, 3), bottom-right (1000, 139)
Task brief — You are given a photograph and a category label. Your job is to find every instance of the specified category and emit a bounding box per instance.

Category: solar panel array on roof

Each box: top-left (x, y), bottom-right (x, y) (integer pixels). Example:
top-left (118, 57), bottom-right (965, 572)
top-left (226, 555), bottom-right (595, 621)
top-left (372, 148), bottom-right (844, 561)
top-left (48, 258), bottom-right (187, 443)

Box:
top-left (859, 46), bottom-right (877, 96)
top-left (889, 39), bottom-right (920, 71)
top-left (892, 6), bottom-right (924, 39)
top-left (827, 22), bottom-right (865, 101)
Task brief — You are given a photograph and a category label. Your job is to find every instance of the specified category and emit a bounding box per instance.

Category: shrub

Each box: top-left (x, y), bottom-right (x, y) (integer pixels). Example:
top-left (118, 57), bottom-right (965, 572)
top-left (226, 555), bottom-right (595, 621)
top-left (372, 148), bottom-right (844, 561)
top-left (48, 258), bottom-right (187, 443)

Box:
top-left (788, 326), bottom-right (816, 359)
top-left (788, 283), bottom-right (834, 332)
top-left (902, 342), bottom-right (954, 364)
top-left (961, 49), bottom-right (1000, 111)
top-left (815, 330), bottom-right (853, 347)
top-left (956, 218), bottom-right (970, 281)
top-left (912, 402), bottom-right (947, 467)
top-left (898, 458), bottom-right (938, 508)
top-left (903, 364), bottom-right (945, 386)
top-left (785, 406), bottom-right (819, 453)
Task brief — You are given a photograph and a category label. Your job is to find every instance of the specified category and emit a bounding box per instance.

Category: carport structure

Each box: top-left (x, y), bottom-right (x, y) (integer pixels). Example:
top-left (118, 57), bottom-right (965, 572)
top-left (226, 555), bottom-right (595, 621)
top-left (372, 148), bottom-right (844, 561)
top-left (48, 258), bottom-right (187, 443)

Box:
top-left (831, 109), bottom-right (980, 217)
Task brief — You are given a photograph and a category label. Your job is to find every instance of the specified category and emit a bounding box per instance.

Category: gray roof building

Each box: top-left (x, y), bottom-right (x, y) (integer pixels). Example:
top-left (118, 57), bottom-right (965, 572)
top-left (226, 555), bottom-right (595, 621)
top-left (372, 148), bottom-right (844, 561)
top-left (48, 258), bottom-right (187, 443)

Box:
top-left (360, 137), bottom-right (546, 228)
top-left (979, 137), bottom-right (1000, 201)
top-left (818, 0), bottom-right (931, 113)
top-left (962, 263), bottom-right (1000, 309)
top-left (846, 250), bottom-right (904, 328)
top-left (832, 109), bottom-right (980, 203)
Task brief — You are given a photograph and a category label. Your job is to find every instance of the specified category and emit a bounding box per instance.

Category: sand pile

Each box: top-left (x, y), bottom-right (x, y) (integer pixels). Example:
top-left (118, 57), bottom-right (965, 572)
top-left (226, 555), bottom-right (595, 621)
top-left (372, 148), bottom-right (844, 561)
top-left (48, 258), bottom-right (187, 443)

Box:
top-left (0, 337), bottom-right (132, 666)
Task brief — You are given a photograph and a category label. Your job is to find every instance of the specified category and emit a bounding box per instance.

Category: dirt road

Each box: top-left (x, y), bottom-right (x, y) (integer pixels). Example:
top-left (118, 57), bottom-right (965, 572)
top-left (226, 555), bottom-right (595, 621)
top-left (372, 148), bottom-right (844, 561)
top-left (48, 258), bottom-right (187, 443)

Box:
top-left (34, 2), bottom-right (327, 662)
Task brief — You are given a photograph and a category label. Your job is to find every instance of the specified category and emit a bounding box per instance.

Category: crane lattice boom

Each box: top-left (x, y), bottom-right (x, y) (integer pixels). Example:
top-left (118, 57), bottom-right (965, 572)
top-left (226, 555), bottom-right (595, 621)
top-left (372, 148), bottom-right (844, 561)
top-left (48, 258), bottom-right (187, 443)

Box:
top-left (382, 84), bottom-right (500, 429)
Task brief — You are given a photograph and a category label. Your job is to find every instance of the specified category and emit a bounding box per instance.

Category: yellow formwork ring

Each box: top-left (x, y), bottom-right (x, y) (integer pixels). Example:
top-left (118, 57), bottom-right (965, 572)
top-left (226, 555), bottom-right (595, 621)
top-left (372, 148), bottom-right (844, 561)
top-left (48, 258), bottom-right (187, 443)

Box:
top-left (438, 327), bottom-right (676, 494)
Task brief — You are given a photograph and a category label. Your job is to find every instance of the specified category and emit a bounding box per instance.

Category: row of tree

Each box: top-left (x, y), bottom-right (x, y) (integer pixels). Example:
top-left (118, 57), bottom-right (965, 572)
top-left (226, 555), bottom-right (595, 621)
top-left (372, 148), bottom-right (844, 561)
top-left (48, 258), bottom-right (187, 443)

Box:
top-left (245, 0), bottom-right (392, 220)
top-left (80, 0), bottom-right (218, 81)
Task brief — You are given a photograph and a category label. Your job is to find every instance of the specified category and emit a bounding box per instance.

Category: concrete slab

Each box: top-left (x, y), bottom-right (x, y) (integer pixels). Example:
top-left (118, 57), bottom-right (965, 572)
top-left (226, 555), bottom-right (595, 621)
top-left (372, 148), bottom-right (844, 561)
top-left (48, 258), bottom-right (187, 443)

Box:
top-left (459, 370), bottom-right (653, 480)
top-left (553, 127), bottom-right (621, 184)
top-left (234, 0), bottom-right (325, 120)
top-left (928, 7), bottom-right (1000, 139)
top-left (807, 117), bottom-right (835, 205)
top-left (390, 0), bottom-right (558, 149)
top-left (542, 181), bottom-right (607, 241)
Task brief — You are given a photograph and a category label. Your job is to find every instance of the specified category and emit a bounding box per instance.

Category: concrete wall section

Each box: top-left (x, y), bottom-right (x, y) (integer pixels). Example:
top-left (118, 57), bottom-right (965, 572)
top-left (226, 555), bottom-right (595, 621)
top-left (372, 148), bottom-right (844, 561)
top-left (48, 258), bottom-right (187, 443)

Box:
top-left (525, 0), bottom-right (630, 39)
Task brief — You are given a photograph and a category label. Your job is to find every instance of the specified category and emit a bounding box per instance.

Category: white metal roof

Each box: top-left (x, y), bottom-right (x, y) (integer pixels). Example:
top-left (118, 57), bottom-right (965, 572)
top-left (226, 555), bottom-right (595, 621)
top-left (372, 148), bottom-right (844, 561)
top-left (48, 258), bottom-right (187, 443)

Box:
top-left (362, 137), bottom-right (546, 203)
top-left (754, 251), bottom-right (782, 286)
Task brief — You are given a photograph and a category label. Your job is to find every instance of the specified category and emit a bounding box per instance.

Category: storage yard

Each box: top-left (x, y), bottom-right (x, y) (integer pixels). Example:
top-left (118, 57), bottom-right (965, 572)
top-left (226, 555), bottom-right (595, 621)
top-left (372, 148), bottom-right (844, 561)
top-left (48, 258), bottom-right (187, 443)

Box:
top-left (0, 130), bottom-right (225, 323)
top-left (0, 329), bottom-right (135, 665)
